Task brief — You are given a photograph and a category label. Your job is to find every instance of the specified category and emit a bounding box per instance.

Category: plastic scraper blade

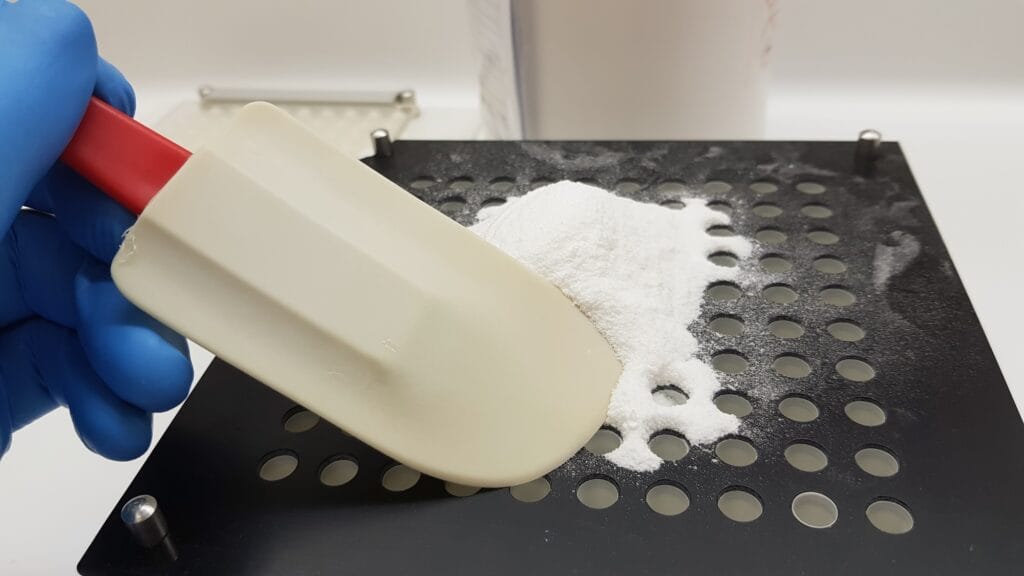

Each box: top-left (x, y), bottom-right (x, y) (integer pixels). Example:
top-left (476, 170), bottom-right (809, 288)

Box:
top-left (61, 99), bottom-right (621, 487)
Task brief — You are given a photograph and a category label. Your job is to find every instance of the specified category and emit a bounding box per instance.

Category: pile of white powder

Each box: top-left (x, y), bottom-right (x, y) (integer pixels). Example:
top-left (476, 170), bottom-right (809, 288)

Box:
top-left (471, 181), bottom-right (752, 472)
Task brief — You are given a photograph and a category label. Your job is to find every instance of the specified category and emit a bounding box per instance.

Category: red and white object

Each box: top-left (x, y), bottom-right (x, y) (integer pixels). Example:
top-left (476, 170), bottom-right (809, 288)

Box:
top-left (61, 98), bottom-right (620, 487)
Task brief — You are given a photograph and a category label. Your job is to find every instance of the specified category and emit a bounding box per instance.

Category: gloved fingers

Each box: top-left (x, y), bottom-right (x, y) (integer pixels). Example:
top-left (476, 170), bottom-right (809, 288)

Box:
top-left (0, 211), bottom-right (85, 328)
top-left (23, 318), bottom-right (152, 460)
top-left (75, 259), bottom-right (193, 413)
top-left (31, 57), bottom-right (137, 263)
top-left (21, 57), bottom-right (134, 231)
top-left (0, 0), bottom-right (98, 234)
top-left (0, 319), bottom-right (63, 446)
top-left (37, 164), bottom-right (136, 264)
top-left (95, 57), bottom-right (136, 117)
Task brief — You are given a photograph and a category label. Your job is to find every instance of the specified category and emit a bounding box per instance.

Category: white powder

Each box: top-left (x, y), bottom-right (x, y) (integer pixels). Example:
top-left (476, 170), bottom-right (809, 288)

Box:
top-left (471, 181), bottom-right (752, 472)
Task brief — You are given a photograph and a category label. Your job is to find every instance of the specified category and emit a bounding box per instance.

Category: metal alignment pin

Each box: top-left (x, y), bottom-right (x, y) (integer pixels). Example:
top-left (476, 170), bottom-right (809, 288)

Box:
top-left (854, 129), bottom-right (882, 175)
top-left (372, 128), bottom-right (393, 158)
top-left (395, 90), bottom-right (417, 107)
top-left (121, 494), bottom-right (169, 548)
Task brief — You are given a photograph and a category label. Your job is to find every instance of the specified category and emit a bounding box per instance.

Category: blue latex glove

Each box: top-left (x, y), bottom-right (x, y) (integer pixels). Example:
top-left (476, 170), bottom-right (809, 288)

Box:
top-left (0, 0), bottom-right (193, 460)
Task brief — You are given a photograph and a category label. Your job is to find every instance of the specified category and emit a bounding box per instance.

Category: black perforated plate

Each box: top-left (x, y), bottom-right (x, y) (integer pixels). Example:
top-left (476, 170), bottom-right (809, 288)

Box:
top-left (80, 141), bottom-right (1024, 575)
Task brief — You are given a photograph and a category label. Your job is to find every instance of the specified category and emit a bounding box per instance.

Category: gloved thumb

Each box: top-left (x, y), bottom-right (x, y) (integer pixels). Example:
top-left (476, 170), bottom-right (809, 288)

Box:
top-left (0, 0), bottom-right (99, 234)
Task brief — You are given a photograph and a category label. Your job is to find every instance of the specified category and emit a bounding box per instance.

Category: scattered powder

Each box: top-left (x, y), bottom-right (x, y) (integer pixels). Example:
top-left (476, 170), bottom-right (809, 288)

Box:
top-left (873, 231), bottom-right (921, 289)
top-left (471, 181), bottom-right (752, 472)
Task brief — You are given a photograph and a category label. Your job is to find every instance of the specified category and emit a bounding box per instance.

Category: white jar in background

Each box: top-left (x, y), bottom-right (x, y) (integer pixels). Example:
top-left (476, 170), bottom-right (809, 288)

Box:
top-left (473, 0), bottom-right (775, 139)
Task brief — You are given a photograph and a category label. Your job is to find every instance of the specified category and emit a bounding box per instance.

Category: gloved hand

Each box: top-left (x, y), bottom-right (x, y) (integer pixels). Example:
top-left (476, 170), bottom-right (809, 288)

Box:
top-left (0, 0), bottom-right (193, 460)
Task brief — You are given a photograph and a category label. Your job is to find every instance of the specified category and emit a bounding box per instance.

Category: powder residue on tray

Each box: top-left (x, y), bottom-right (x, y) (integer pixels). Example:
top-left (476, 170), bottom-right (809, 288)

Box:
top-left (471, 181), bottom-right (752, 472)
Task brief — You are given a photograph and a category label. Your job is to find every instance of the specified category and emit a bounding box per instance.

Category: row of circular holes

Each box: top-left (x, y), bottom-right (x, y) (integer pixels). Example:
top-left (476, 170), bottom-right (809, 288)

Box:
top-left (742, 254), bottom-right (846, 275)
top-left (707, 281), bottom-right (857, 309)
top-left (412, 177), bottom-right (830, 197)
top-left (441, 196), bottom-right (833, 220)
top-left (258, 448), bottom-right (909, 534)
top-left (711, 315), bottom-right (864, 342)
top-left (432, 186), bottom-right (831, 220)
top-left (572, 479), bottom-right (911, 535)
top-left (711, 351), bottom-right (874, 382)
top-left (614, 385), bottom-right (882, 429)
top-left (585, 425), bottom-right (896, 476)
top-left (707, 228), bottom-right (840, 254)
top-left (438, 195), bottom-right (832, 220)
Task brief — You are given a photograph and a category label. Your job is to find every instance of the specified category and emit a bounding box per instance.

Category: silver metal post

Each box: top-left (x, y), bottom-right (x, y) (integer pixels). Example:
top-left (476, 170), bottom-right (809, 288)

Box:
top-left (372, 129), bottom-right (393, 158)
top-left (121, 495), bottom-right (169, 548)
top-left (854, 129), bottom-right (882, 174)
top-left (395, 90), bottom-right (417, 107)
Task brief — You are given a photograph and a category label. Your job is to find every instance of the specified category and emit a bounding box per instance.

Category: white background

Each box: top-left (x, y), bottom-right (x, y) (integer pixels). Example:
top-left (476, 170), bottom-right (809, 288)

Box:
top-left (2, 1), bottom-right (1022, 573)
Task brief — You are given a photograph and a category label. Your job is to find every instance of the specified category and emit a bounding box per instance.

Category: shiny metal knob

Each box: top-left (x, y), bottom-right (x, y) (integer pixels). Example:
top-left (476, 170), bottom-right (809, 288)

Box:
top-left (854, 129), bottom-right (882, 175)
top-left (372, 128), bottom-right (393, 158)
top-left (121, 494), bottom-right (169, 548)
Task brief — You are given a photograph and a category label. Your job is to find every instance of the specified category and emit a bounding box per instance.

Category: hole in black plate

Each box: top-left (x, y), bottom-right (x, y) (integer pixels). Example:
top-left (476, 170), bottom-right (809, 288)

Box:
top-left (779, 395), bottom-right (819, 422)
top-left (707, 225), bottom-right (736, 237)
top-left (763, 284), bottom-right (799, 304)
top-left (715, 437), bottom-right (758, 467)
top-left (258, 450), bottom-right (298, 482)
top-left (856, 446), bottom-right (900, 477)
top-left (707, 200), bottom-right (733, 214)
top-left (820, 286), bottom-right (856, 307)
top-left (752, 202), bottom-right (783, 218)
top-left (439, 195), bottom-right (467, 213)
top-left (828, 320), bottom-right (865, 341)
top-left (784, 441), bottom-right (828, 472)
top-left (801, 203), bottom-right (833, 218)
top-left (648, 430), bottom-right (690, 462)
top-left (814, 256), bottom-right (847, 274)
top-left (646, 481), bottom-right (691, 516)
top-left (489, 177), bottom-right (516, 192)
top-left (756, 227), bottom-right (787, 245)
top-left (707, 282), bottom-right (742, 301)
top-left (510, 477), bottom-right (551, 503)
top-left (774, 354), bottom-right (812, 379)
top-left (282, 406), bottom-right (319, 433)
top-left (767, 317), bottom-right (804, 339)
top-left (448, 177), bottom-right (474, 191)
top-left (866, 499), bottom-right (914, 534)
top-left (760, 254), bottom-right (792, 273)
top-left (845, 398), bottom-right (886, 426)
top-left (807, 229), bottom-right (840, 245)
top-left (319, 456), bottom-right (359, 487)
top-left (577, 476), bottom-right (619, 509)
top-left (718, 487), bottom-right (763, 522)
top-left (615, 179), bottom-right (644, 194)
top-left (792, 492), bottom-right (839, 528)
top-left (708, 251), bottom-right (739, 268)
top-left (410, 177), bottom-right (437, 189)
top-left (712, 350), bottom-right (748, 374)
top-left (709, 314), bottom-right (744, 336)
top-left (837, 357), bottom-right (875, 382)
top-left (714, 392), bottom-right (753, 417)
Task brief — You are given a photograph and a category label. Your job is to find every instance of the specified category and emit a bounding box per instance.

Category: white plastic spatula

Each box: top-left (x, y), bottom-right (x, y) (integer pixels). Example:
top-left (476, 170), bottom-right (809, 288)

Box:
top-left (61, 98), bottom-right (621, 487)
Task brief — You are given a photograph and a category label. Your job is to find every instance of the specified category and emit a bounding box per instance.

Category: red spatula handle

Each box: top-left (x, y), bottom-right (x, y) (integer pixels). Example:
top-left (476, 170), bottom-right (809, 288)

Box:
top-left (61, 97), bottom-right (191, 215)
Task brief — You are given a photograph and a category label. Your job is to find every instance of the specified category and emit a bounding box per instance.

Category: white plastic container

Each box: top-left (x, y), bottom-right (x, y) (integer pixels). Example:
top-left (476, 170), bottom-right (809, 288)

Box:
top-left (477, 0), bottom-right (774, 139)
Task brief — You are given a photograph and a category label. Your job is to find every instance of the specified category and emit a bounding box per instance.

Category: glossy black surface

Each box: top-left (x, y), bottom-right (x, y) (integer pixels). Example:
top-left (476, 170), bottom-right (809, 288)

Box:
top-left (80, 141), bottom-right (1024, 575)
